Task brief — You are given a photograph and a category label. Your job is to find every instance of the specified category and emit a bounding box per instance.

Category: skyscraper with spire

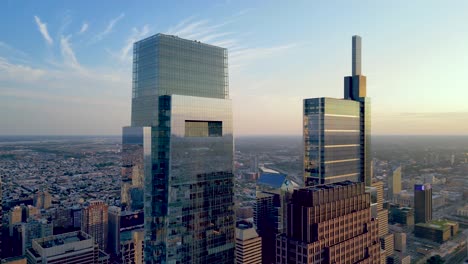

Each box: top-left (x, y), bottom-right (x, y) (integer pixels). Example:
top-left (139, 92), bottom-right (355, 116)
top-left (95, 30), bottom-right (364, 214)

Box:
top-left (304, 35), bottom-right (371, 186)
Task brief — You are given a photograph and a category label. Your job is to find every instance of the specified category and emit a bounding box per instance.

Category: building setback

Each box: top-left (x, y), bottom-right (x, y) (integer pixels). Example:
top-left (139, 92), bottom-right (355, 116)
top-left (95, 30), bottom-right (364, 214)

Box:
top-left (304, 35), bottom-right (371, 186)
top-left (235, 221), bottom-right (262, 264)
top-left (276, 181), bottom-right (380, 263)
top-left (25, 231), bottom-right (108, 264)
top-left (125, 33), bottom-right (235, 263)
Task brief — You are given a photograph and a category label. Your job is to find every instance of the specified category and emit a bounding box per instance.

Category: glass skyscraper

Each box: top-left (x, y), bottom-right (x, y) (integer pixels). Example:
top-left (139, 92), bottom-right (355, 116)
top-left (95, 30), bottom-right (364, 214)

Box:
top-left (304, 35), bottom-right (371, 186)
top-left (123, 34), bottom-right (234, 263)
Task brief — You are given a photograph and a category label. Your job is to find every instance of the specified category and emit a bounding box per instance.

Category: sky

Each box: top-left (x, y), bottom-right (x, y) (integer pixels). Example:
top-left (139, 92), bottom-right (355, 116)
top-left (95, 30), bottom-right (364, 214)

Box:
top-left (1, 0), bottom-right (467, 136)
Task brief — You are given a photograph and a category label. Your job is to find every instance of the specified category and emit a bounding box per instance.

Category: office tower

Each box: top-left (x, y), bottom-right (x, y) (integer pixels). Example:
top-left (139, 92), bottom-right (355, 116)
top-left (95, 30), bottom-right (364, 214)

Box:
top-left (126, 34), bottom-right (234, 263)
top-left (389, 206), bottom-right (414, 226)
top-left (71, 205), bottom-right (82, 229)
top-left (107, 206), bottom-right (121, 256)
top-left (254, 173), bottom-right (297, 264)
top-left (394, 233), bottom-right (406, 253)
top-left (25, 231), bottom-right (108, 264)
top-left (9, 206), bottom-right (22, 235)
top-left (388, 166), bottom-right (402, 201)
top-left (13, 218), bottom-right (53, 255)
top-left (33, 191), bottom-right (52, 209)
top-left (304, 35), bottom-right (371, 186)
top-left (277, 181), bottom-right (380, 264)
top-left (81, 200), bottom-right (109, 251)
top-left (120, 229), bottom-right (144, 264)
top-left (414, 184), bottom-right (432, 224)
top-left (119, 210), bottom-right (144, 264)
top-left (235, 221), bottom-right (262, 264)
top-left (368, 181), bottom-right (393, 260)
top-left (380, 233), bottom-right (394, 259)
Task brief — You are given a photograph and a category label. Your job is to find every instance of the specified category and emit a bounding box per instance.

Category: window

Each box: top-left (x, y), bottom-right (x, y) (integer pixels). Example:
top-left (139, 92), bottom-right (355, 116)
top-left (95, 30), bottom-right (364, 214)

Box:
top-left (185, 121), bottom-right (222, 137)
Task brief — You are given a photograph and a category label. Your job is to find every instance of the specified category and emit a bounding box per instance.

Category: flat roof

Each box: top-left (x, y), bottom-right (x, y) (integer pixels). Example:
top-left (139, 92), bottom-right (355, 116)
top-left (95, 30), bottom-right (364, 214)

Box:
top-left (37, 231), bottom-right (90, 249)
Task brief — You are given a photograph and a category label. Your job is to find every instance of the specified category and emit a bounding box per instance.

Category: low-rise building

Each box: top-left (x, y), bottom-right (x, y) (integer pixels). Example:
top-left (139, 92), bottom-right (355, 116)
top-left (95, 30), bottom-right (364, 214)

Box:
top-left (414, 220), bottom-right (459, 243)
top-left (25, 231), bottom-right (108, 264)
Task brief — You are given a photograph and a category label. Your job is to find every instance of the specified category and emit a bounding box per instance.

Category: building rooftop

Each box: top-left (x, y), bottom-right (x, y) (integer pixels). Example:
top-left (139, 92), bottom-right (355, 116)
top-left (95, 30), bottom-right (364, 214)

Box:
top-left (36, 231), bottom-right (91, 249)
top-left (134, 33), bottom-right (226, 50)
top-left (235, 221), bottom-right (259, 241)
top-left (257, 173), bottom-right (287, 189)
top-left (416, 220), bottom-right (458, 231)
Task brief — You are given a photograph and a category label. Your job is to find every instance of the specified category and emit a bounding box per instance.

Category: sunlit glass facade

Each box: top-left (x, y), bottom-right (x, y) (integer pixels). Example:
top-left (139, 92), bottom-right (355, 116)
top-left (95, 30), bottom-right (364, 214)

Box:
top-left (125, 34), bottom-right (234, 263)
top-left (304, 35), bottom-right (371, 187)
top-left (304, 98), bottom-right (362, 186)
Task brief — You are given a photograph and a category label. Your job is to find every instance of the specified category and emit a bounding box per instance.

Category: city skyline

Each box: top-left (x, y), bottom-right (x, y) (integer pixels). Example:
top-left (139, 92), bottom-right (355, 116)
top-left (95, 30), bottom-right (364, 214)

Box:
top-left (1, 1), bottom-right (468, 136)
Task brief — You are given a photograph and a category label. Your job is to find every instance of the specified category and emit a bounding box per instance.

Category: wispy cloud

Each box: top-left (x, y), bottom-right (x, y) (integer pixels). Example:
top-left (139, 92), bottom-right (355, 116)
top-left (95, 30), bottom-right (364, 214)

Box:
top-left (79, 22), bottom-right (89, 34)
top-left (92, 13), bottom-right (125, 43)
top-left (163, 16), bottom-right (296, 70)
top-left (0, 57), bottom-right (46, 82)
top-left (34, 16), bottom-right (53, 45)
top-left (60, 35), bottom-right (81, 70)
top-left (0, 41), bottom-right (29, 61)
top-left (115, 25), bottom-right (150, 62)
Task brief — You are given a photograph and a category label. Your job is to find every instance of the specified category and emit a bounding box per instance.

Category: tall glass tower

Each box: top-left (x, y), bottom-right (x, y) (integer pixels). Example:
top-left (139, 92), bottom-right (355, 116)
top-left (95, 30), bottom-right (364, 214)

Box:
top-left (123, 34), bottom-right (234, 263)
top-left (304, 35), bottom-right (371, 186)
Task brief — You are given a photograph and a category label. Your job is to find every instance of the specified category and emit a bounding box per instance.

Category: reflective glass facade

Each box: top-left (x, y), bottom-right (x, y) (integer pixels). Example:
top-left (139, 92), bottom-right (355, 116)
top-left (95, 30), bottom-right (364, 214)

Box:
top-left (131, 34), bottom-right (228, 127)
top-left (304, 98), bottom-right (361, 186)
top-left (304, 35), bottom-right (371, 186)
top-left (122, 127), bottom-right (151, 211)
top-left (126, 34), bottom-right (234, 263)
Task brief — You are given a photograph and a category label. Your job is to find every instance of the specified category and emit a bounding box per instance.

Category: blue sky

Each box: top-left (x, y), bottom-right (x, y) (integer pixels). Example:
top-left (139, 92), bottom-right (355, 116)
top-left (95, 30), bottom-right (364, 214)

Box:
top-left (1, 0), bottom-right (467, 135)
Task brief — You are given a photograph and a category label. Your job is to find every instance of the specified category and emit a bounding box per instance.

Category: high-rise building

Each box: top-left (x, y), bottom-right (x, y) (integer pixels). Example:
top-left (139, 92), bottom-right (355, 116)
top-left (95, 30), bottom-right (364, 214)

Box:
top-left (414, 184), bottom-right (432, 224)
top-left (388, 166), bottom-right (402, 201)
top-left (107, 206), bottom-right (121, 257)
top-left (304, 35), bottom-right (371, 186)
top-left (254, 173), bottom-right (297, 264)
top-left (389, 205), bottom-right (414, 226)
top-left (25, 231), bottom-right (108, 264)
top-left (81, 200), bottom-right (109, 251)
top-left (33, 191), bottom-right (52, 209)
top-left (369, 181), bottom-right (393, 259)
top-left (235, 221), bottom-right (262, 264)
top-left (120, 228), bottom-right (144, 264)
top-left (277, 181), bottom-right (380, 263)
top-left (13, 218), bottom-right (53, 255)
top-left (119, 210), bottom-right (144, 263)
top-left (394, 233), bottom-right (406, 253)
top-left (125, 33), bottom-right (234, 263)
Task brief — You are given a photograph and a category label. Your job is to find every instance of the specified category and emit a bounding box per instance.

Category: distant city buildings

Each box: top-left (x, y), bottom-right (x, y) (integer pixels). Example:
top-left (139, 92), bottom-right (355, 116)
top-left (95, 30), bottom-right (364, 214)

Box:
top-left (388, 166), bottom-right (402, 201)
top-left (33, 191), bottom-right (51, 210)
top-left (303, 35), bottom-right (371, 186)
top-left (414, 184), bottom-right (432, 224)
top-left (81, 200), bottom-right (108, 251)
